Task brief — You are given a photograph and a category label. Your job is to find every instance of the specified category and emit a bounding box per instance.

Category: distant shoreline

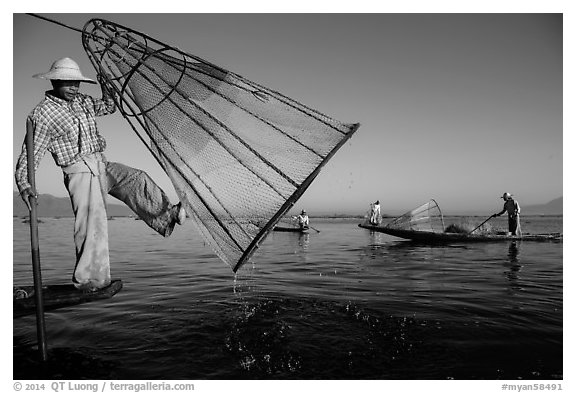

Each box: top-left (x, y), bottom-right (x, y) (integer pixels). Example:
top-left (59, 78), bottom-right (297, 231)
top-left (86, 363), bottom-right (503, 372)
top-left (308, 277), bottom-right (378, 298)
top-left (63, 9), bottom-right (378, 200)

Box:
top-left (13, 192), bottom-right (563, 219)
top-left (14, 214), bottom-right (563, 219)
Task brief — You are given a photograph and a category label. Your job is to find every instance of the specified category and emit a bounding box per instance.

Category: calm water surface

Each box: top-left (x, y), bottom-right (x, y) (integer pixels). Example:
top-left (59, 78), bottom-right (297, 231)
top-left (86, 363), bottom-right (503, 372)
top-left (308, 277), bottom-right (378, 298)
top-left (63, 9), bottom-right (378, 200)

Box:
top-left (13, 216), bottom-right (563, 379)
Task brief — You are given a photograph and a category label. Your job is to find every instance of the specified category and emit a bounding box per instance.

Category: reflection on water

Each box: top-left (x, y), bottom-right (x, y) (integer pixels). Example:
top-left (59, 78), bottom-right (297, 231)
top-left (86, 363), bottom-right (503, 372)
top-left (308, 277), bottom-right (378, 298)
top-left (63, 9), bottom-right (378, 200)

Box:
top-left (13, 217), bottom-right (562, 379)
top-left (298, 233), bottom-right (309, 249)
top-left (504, 242), bottom-right (522, 290)
top-left (508, 242), bottom-right (520, 264)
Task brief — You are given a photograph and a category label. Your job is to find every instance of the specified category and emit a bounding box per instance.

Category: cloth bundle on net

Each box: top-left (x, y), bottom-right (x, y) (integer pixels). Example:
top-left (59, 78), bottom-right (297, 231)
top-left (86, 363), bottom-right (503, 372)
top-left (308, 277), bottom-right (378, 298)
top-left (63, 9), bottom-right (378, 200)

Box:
top-left (82, 19), bottom-right (359, 272)
top-left (385, 200), bottom-right (445, 233)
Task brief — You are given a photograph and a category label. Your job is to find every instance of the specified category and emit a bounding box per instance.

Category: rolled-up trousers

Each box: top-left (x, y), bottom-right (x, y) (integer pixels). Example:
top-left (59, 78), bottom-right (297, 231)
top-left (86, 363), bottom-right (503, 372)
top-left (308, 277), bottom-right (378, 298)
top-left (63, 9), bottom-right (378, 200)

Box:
top-left (508, 214), bottom-right (522, 237)
top-left (63, 153), bottom-right (178, 289)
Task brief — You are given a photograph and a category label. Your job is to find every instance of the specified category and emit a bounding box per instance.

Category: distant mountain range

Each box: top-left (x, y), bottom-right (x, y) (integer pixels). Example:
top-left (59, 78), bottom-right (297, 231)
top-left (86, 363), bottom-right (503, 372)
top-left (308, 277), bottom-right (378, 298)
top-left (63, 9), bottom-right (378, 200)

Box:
top-left (13, 192), bottom-right (133, 217)
top-left (520, 197), bottom-right (563, 215)
top-left (13, 192), bottom-right (563, 218)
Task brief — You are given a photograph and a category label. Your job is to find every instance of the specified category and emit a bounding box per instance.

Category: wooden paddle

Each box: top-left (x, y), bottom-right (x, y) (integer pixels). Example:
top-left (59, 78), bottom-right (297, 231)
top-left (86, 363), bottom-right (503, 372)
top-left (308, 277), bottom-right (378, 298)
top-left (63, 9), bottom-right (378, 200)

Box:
top-left (469, 214), bottom-right (496, 234)
top-left (308, 225), bottom-right (321, 233)
top-left (26, 119), bottom-right (48, 361)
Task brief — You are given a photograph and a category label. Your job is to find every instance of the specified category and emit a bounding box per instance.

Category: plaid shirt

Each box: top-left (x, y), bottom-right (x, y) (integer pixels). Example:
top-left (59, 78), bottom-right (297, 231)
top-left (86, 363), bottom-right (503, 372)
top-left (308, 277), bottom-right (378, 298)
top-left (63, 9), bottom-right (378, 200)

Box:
top-left (15, 91), bottom-right (116, 192)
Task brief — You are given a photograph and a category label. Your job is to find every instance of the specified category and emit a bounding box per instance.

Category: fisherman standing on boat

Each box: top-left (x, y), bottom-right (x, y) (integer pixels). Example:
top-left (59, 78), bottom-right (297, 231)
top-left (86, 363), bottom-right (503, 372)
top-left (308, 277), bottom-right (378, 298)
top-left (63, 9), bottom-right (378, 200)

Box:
top-left (296, 210), bottom-right (310, 230)
top-left (15, 57), bottom-right (186, 291)
top-left (369, 200), bottom-right (381, 225)
top-left (492, 192), bottom-right (521, 236)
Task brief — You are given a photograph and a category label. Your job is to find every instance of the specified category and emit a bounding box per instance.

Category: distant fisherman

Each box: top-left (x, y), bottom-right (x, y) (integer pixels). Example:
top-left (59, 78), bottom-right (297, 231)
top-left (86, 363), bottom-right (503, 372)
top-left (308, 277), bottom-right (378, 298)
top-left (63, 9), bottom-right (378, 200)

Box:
top-left (15, 57), bottom-right (187, 291)
top-left (369, 200), bottom-right (381, 225)
top-left (295, 210), bottom-right (310, 230)
top-left (492, 192), bottom-right (521, 236)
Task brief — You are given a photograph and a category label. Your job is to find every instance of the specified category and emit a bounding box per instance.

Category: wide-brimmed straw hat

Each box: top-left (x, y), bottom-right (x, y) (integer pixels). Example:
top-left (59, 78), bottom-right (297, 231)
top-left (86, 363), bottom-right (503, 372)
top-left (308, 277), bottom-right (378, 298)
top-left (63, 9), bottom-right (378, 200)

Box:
top-left (33, 57), bottom-right (96, 84)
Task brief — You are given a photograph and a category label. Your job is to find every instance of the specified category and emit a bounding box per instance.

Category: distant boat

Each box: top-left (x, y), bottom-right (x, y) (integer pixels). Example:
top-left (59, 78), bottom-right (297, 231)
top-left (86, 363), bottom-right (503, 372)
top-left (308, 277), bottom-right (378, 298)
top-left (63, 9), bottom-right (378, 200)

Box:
top-left (273, 225), bottom-right (309, 234)
top-left (358, 224), bottom-right (562, 243)
top-left (22, 218), bottom-right (43, 224)
top-left (359, 200), bottom-right (562, 244)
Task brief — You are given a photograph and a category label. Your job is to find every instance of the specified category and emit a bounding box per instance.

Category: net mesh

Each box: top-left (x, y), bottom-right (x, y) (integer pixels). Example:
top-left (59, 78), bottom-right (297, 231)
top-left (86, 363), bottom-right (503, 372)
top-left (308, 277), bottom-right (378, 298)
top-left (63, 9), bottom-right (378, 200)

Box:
top-left (82, 19), bottom-right (359, 272)
top-left (385, 200), bottom-right (445, 232)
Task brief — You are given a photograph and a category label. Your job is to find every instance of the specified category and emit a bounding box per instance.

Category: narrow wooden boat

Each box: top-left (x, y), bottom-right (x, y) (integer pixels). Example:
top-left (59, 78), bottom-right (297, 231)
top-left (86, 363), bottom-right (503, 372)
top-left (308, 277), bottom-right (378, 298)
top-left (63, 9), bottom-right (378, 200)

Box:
top-left (13, 279), bottom-right (123, 318)
top-left (358, 224), bottom-right (562, 243)
top-left (273, 225), bottom-right (309, 233)
top-left (359, 199), bottom-right (561, 244)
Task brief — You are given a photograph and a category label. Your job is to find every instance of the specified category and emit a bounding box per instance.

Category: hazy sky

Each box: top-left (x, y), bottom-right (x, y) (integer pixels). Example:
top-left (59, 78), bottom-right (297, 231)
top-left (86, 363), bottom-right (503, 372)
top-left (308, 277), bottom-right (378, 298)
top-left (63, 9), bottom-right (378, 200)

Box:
top-left (12, 13), bottom-right (563, 215)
